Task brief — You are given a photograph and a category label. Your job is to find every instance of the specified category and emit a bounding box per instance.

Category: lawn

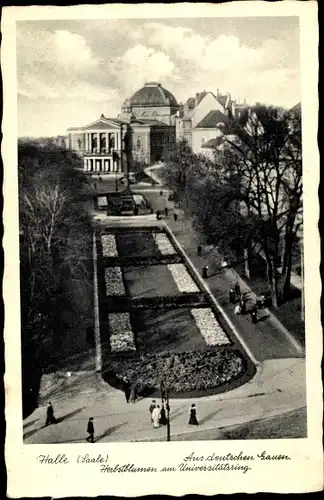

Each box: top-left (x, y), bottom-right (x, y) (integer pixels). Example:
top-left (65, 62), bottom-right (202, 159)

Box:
top-left (131, 308), bottom-right (207, 353)
top-left (116, 230), bottom-right (160, 258)
top-left (122, 264), bottom-right (182, 297)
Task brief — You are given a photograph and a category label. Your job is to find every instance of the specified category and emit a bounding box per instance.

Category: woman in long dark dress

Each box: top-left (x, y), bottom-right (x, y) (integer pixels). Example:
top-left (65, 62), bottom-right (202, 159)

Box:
top-left (188, 404), bottom-right (199, 425)
top-left (159, 403), bottom-right (168, 425)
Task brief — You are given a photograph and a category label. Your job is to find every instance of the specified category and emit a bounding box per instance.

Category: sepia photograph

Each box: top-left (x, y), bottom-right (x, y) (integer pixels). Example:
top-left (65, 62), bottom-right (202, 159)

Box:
top-left (2, 2), bottom-right (321, 497)
top-left (16, 14), bottom-right (307, 445)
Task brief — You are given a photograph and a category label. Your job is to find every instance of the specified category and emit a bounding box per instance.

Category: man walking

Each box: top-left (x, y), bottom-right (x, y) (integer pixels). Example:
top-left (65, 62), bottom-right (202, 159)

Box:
top-left (45, 402), bottom-right (56, 426)
top-left (86, 417), bottom-right (95, 443)
top-left (149, 400), bottom-right (156, 423)
top-left (234, 282), bottom-right (241, 298)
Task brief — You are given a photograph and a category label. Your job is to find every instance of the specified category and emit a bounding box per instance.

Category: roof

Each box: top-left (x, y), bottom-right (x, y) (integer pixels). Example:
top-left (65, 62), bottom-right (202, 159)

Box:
top-left (289, 102), bottom-right (301, 115)
top-left (129, 82), bottom-right (178, 107)
top-left (195, 110), bottom-right (230, 129)
top-left (67, 116), bottom-right (126, 131)
top-left (201, 137), bottom-right (225, 149)
top-left (217, 94), bottom-right (234, 109)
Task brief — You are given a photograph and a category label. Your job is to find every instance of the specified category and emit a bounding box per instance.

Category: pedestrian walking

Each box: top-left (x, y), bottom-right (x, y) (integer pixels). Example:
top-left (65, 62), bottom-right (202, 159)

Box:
top-left (240, 297), bottom-right (247, 315)
top-left (93, 182), bottom-right (97, 190)
top-left (45, 402), bottom-right (56, 426)
top-left (234, 281), bottom-right (241, 298)
top-left (164, 206), bottom-right (168, 217)
top-left (188, 404), bottom-right (199, 425)
top-left (197, 244), bottom-right (202, 257)
top-left (152, 405), bottom-right (161, 428)
top-left (234, 303), bottom-right (241, 315)
top-left (156, 210), bottom-right (161, 220)
top-left (159, 403), bottom-right (168, 425)
top-left (251, 308), bottom-right (258, 324)
top-left (229, 288), bottom-right (236, 304)
top-left (86, 417), bottom-right (95, 443)
top-left (99, 176), bottom-right (103, 184)
top-left (160, 190), bottom-right (163, 196)
top-left (149, 400), bottom-right (156, 423)
top-left (129, 381), bottom-right (138, 403)
top-left (122, 376), bottom-right (131, 403)
top-left (173, 213), bottom-right (178, 221)
top-left (202, 265), bottom-right (208, 279)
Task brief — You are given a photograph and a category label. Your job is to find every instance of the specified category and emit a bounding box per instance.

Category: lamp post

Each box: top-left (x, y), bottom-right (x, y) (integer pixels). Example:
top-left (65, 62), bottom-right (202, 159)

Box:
top-left (165, 387), bottom-right (171, 442)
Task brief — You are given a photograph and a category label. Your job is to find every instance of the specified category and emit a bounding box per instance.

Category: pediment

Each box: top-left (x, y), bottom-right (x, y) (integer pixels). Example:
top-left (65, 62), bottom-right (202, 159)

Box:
top-left (82, 118), bottom-right (121, 131)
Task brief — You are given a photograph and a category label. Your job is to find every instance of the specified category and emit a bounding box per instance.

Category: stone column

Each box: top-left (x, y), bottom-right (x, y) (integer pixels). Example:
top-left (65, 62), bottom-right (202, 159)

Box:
top-left (105, 132), bottom-right (108, 153)
top-left (97, 133), bottom-right (100, 153)
top-left (85, 133), bottom-right (88, 151)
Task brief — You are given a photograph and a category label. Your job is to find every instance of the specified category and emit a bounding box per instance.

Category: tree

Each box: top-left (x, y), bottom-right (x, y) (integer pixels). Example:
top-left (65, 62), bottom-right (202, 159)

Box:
top-left (18, 142), bottom-right (93, 416)
top-left (215, 105), bottom-right (303, 306)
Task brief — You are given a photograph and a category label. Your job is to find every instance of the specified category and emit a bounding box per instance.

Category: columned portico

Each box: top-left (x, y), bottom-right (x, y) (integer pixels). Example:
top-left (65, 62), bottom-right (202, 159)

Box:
top-left (68, 115), bottom-right (124, 175)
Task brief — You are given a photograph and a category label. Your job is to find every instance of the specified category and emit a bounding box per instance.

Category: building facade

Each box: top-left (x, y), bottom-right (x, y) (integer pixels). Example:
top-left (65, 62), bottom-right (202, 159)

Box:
top-left (67, 82), bottom-right (179, 173)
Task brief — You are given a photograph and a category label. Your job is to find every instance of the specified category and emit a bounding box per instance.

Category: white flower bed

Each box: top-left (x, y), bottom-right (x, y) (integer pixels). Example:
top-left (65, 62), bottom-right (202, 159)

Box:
top-left (101, 234), bottom-right (118, 257)
top-left (104, 267), bottom-right (125, 295)
top-left (168, 263), bottom-right (200, 292)
top-left (191, 308), bottom-right (230, 346)
top-left (155, 233), bottom-right (177, 255)
top-left (109, 313), bottom-right (136, 352)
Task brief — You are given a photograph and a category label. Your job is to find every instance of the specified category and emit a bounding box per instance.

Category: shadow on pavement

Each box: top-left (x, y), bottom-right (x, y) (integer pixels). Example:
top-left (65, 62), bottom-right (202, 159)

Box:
top-left (199, 410), bottom-right (219, 426)
top-left (95, 421), bottom-right (129, 442)
top-left (23, 406), bottom-right (87, 440)
top-left (55, 406), bottom-right (87, 424)
top-left (23, 418), bottom-right (39, 430)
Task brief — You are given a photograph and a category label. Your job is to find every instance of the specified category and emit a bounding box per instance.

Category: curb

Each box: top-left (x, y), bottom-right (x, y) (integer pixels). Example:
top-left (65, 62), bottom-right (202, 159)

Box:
top-left (93, 231), bottom-right (102, 373)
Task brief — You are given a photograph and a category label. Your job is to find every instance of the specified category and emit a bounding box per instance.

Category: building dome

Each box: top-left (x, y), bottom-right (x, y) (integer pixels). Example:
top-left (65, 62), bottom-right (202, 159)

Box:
top-left (129, 82), bottom-right (178, 107)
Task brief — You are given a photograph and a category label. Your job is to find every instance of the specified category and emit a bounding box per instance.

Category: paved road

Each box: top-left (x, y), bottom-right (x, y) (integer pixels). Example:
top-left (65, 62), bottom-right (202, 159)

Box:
top-left (23, 358), bottom-right (305, 444)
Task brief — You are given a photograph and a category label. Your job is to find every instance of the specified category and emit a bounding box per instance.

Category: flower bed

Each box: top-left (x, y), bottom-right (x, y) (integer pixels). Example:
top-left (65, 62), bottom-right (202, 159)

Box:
top-left (104, 267), bottom-right (125, 295)
top-left (107, 349), bottom-right (245, 393)
top-left (191, 308), bottom-right (230, 346)
top-left (109, 313), bottom-right (136, 353)
top-left (154, 233), bottom-right (177, 255)
top-left (101, 234), bottom-right (118, 257)
top-left (167, 263), bottom-right (200, 292)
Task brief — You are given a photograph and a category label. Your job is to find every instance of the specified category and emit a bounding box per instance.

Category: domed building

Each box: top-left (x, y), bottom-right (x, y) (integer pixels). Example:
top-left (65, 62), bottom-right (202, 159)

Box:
top-left (67, 82), bottom-right (180, 173)
top-left (119, 82), bottom-right (179, 125)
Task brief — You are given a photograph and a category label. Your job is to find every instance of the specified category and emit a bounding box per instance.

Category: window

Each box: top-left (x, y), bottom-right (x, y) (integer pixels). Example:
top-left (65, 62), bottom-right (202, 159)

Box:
top-left (201, 137), bottom-right (206, 146)
top-left (136, 137), bottom-right (142, 151)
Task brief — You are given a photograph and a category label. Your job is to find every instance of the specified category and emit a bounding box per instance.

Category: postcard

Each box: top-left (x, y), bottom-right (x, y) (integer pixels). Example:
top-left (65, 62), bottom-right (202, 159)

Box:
top-left (2, 1), bottom-right (322, 497)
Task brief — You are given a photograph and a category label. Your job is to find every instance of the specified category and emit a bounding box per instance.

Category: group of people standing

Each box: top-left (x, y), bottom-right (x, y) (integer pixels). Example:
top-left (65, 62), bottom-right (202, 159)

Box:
top-left (149, 401), bottom-right (199, 428)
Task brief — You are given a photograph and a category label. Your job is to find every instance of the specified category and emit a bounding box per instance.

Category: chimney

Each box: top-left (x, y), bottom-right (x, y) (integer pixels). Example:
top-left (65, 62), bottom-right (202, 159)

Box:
top-left (217, 89), bottom-right (220, 96)
top-left (225, 93), bottom-right (231, 108)
top-left (244, 98), bottom-right (246, 105)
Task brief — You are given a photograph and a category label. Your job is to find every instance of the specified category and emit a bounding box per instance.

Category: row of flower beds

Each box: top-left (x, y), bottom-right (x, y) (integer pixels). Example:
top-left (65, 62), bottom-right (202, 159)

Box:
top-left (154, 233), bottom-right (177, 255)
top-left (109, 313), bottom-right (136, 353)
top-left (104, 267), bottom-right (125, 295)
top-left (106, 349), bottom-right (246, 394)
top-left (167, 263), bottom-right (200, 292)
top-left (191, 308), bottom-right (230, 347)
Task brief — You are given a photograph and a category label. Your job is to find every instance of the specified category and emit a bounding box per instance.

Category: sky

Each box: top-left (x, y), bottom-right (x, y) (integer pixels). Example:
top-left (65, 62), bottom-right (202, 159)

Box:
top-left (16, 16), bottom-right (300, 137)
